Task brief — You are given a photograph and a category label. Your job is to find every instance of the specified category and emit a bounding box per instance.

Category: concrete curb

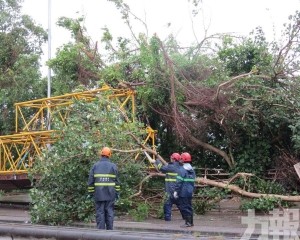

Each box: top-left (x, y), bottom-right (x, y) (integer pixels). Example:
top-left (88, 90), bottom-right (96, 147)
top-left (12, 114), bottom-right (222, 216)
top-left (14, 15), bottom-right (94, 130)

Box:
top-left (0, 223), bottom-right (199, 240)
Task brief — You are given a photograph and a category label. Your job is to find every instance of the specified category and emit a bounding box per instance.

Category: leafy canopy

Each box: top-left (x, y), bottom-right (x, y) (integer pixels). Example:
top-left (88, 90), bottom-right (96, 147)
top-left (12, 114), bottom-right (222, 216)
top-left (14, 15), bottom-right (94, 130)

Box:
top-left (0, 0), bottom-right (47, 134)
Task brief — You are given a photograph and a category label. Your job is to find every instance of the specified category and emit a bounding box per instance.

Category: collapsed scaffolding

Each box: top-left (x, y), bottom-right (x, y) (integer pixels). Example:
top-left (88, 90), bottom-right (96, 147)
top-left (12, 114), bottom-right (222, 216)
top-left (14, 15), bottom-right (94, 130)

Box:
top-left (0, 85), bottom-right (156, 181)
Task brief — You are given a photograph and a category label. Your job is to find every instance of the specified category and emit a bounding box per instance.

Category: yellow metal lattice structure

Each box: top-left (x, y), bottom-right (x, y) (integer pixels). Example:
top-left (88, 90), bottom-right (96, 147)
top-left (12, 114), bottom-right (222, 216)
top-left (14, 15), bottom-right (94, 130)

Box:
top-left (0, 85), bottom-right (155, 175)
top-left (15, 85), bottom-right (136, 132)
top-left (0, 131), bottom-right (56, 174)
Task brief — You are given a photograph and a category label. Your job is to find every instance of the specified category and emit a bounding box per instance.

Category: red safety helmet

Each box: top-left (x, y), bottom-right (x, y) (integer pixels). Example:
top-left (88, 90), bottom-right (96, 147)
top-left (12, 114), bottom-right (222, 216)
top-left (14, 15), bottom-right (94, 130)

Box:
top-left (181, 152), bottom-right (191, 162)
top-left (101, 147), bottom-right (112, 158)
top-left (170, 152), bottom-right (181, 161)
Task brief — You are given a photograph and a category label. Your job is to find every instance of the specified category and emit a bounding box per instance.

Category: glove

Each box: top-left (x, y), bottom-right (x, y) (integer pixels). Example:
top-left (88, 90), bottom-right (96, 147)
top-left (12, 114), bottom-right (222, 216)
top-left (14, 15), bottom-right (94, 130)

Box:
top-left (149, 159), bottom-right (156, 164)
top-left (144, 151), bottom-right (156, 164)
top-left (87, 193), bottom-right (94, 200)
top-left (173, 191), bottom-right (178, 199)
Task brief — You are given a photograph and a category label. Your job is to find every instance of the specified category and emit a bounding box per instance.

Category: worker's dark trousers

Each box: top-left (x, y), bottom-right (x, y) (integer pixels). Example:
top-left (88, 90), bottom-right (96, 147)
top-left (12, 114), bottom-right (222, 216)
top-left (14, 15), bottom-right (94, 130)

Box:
top-left (95, 200), bottom-right (115, 230)
top-left (164, 194), bottom-right (181, 221)
top-left (178, 197), bottom-right (193, 218)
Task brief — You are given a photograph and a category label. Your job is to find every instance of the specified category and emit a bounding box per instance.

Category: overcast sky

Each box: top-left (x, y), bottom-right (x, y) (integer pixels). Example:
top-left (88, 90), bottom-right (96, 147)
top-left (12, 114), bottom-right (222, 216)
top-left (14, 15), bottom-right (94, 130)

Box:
top-left (21, 0), bottom-right (300, 74)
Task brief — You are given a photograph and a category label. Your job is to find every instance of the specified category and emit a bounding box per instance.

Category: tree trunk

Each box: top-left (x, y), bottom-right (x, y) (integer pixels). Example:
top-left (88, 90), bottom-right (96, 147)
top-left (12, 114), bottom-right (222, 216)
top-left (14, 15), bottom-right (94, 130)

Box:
top-left (190, 135), bottom-right (234, 168)
top-left (198, 177), bottom-right (300, 202)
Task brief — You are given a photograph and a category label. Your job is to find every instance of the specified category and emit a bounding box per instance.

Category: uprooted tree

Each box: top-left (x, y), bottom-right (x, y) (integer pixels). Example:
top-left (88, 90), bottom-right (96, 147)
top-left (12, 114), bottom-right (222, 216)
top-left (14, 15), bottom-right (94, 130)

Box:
top-left (103, 2), bottom-right (300, 189)
top-left (136, 141), bottom-right (300, 203)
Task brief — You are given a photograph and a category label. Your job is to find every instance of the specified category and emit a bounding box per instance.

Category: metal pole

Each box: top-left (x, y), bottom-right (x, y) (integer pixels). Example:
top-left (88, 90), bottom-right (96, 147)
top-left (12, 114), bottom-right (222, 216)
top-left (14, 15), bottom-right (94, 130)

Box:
top-left (47, 0), bottom-right (52, 130)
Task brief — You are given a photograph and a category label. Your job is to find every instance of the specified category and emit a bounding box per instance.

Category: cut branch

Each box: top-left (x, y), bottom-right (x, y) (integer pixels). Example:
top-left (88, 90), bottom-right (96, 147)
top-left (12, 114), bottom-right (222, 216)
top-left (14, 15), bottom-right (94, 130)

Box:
top-left (128, 132), bottom-right (168, 165)
top-left (130, 172), bottom-right (165, 198)
top-left (198, 177), bottom-right (300, 202)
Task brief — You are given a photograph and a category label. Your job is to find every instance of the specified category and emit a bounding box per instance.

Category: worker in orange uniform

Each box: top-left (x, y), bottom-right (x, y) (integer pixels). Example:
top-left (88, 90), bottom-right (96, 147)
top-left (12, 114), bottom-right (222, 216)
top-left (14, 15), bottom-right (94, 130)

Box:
top-left (88, 147), bottom-right (120, 230)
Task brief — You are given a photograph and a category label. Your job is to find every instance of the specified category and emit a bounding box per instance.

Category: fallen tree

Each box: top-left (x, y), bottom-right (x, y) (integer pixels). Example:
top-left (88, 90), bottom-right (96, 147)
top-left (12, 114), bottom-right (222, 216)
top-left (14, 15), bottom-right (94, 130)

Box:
top-left (130, 169), bottom-right (300, 202)
top-left (129, 133), bottom-right (300, 202)
top-left (197, 175), bottom-right (300, 202)
top-left (128, 170), bottom-right (300, 202)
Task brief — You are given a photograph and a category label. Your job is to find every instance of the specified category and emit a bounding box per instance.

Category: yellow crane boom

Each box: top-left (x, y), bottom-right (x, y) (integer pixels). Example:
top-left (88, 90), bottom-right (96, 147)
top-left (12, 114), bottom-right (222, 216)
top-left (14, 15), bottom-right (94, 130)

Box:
top-left (0, 85), bottom-right (155, 176)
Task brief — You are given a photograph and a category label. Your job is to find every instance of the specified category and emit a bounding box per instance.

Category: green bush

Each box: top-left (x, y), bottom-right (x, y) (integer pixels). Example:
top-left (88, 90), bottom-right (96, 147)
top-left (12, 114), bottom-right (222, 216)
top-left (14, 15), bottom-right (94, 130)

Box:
top-left (115, 198), bottom-right (133, 213)
top-left (246, 178), bottom-right (287, 194)
top-left (193, 187), bottom-right (229, 214)
top-left (240, 197), bottom-right (291, 213)
top-left (129, 203), bottom-right (150, 221)
top-left (29, 99), bottom-right (145, 225)
top-left (193, 199), bottom-right (214, 215)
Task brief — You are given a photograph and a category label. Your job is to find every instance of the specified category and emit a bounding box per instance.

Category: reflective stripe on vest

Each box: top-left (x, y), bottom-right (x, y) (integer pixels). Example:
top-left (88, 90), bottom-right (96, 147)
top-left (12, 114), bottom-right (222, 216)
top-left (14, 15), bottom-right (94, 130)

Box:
top-left (94, 173), bottom-right (116, 187)
top-left (157, 163), bottom-right (163, 169)
top-left (94, 174), bottom-right (116, 178)
top-left (176, 176), bottom-right (195, 182)
top-left (95, 182), bottom-right (116, 186)
top-left (88, 186), bottom-right (94, 193)
top-left (165, 172), bottom-right (177, 182)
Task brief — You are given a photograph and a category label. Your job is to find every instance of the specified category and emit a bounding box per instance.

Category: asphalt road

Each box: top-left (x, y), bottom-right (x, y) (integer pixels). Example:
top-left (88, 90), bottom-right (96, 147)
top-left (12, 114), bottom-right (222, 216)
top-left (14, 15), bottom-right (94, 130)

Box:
top-left (0, 193), bottom-right (299, 239)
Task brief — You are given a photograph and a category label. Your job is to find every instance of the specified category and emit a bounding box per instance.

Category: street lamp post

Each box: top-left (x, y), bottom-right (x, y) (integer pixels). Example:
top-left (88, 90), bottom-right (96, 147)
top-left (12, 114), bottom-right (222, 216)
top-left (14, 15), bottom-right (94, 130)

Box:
top-left (47, 0), bottom-right (52, 130)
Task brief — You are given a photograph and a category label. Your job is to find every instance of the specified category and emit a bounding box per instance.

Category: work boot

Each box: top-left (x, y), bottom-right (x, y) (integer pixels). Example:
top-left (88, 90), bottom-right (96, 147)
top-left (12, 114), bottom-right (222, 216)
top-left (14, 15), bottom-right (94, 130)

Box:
top-left (180, 215), bottom-right (193, 228)
top-left (190, 215), bottom-right (194, 226)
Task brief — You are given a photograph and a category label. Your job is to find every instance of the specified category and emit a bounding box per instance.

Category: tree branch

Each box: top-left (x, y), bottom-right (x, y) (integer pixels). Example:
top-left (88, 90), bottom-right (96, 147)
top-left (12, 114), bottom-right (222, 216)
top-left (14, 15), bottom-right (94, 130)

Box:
top-left (215, 70), bottom-right (257, 103)
top-left (189, 135), bottom-right (234, 168)
top-left (128, 132), bottom-right (168, 165)
top-left (130, 172), bottom-right (165, 198)
top-left (198, 177), bottom-right (300, 202)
